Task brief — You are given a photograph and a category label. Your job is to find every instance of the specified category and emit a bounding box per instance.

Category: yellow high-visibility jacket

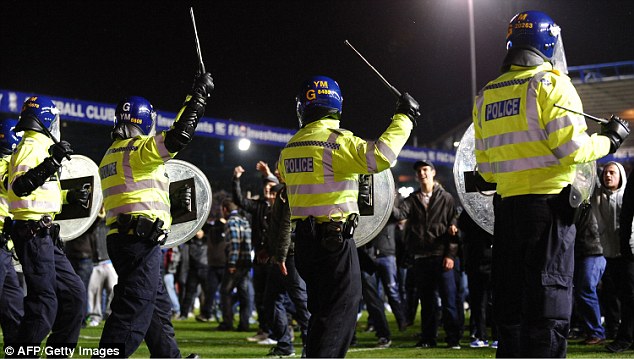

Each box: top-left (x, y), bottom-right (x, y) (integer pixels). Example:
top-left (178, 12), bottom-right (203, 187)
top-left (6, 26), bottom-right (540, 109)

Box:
top-left (473, 63), bottom-right (611, 198)
top-left (0, 156), bottom-right (11, 230)
top-left (99, 133), bottom-right (174, 235)
top-left (9, 131), bottom-right (64, 220)
top-left (0, 156), bottom-right (14, 250)
top-left (278, 114), bottom-right (412, 223)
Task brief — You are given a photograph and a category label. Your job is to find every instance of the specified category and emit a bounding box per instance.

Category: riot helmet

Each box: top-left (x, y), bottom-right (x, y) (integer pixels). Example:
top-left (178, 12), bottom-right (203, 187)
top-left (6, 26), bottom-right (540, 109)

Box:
top-left (16, 96), bottom-right (61, 141)
top-left (111, 96), bottom-right (157, 140)
top-left (295, 75), bottom-right (343, 128)
top-left (0, 118), bottom-right (23, 156)
top-left (505, 10), bottom-right (567, 73)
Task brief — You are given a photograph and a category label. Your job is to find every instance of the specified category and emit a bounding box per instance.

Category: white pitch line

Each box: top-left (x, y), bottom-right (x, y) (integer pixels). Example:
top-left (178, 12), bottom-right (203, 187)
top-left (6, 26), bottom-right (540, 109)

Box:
top-left (347, 347), bottom-right (387, 353)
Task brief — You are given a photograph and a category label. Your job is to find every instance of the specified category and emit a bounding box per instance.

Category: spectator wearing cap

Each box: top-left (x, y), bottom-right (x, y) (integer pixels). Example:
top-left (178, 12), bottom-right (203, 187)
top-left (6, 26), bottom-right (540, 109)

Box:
top-left (392, 160), bottom-right (462, 349)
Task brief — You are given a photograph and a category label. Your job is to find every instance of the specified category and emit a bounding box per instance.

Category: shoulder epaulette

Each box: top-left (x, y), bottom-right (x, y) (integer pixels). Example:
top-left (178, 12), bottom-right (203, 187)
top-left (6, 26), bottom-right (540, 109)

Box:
top-left (328, 127), bottom-right (352, 136)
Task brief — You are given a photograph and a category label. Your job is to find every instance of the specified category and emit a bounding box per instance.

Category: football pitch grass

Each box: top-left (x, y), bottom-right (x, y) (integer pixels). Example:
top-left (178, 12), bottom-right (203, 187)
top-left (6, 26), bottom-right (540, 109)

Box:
top-left (62, 312), bottom-right (634, 358)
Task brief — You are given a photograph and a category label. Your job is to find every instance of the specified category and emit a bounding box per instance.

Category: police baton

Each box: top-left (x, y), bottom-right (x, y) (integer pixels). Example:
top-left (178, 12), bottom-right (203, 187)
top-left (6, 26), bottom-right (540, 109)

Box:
top-left (190, 7), bottom-right (206, 74)
top-left (344, 40), bottom-right (401, 98)
top-left (554, 104), bottom-right (608, 124)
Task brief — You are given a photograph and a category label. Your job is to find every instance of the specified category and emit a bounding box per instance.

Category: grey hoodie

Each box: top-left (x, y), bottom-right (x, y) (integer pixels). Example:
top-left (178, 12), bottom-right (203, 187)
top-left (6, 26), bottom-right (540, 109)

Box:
top-left (591, 161), bottom-right (628, 258)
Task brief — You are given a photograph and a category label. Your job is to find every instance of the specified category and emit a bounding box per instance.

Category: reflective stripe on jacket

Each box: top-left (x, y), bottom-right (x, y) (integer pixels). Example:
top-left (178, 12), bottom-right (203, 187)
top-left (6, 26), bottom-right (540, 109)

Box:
top-left (0, 156), bottom-right (11, 230)
top-left (278, 114), bottom-right (412, 223)
top-left (99, 133), bottom-right (174, 235)
top-left (473, 63), bottom-right (611, 197)
top-left (9, 131), bottom-right (62, 220)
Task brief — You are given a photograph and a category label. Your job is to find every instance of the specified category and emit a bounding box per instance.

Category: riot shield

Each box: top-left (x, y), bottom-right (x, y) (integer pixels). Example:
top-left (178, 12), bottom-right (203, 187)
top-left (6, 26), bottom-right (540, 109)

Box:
top-left (453, 124), bottom-right (495, 234)
top-left (163, 159), bottom-right (212, 248)
top-left (57, 155), bottom-right (103, 241)
top-left (354, 169), bottom-right (396, 247)
top-left (453, 124), bottom-right (597, 235)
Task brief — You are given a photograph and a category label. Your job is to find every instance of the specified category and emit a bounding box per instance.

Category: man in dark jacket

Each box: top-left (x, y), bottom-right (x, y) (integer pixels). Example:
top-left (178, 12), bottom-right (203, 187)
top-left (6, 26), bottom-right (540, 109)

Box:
top-left (266, 182), bottom-right (310, 357)
top-left (233, 163), bottom-right (277, 340)
top-left (179, 229), bottom-right (210, 320)
top-left (369, 221), bottom-right (408, 332)
top-left (197, 215), bottom-right (227, 323)
top-left (392, 160), bottom-right (461, 349)
top-left (357, 243), bottom-right (392, 348)
top-left (458, 210), bottom-right (495, 348)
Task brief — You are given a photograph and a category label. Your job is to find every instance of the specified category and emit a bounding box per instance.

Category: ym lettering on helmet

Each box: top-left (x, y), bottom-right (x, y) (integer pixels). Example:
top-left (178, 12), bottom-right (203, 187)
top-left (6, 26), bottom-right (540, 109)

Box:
top-left (112, 96), bottom-right (157, 139)
top-left (295, 76), bottom-right (343, 128)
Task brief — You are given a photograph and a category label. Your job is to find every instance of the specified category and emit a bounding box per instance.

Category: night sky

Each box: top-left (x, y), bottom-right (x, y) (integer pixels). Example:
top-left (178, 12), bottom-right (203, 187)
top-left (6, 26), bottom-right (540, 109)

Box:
top-left (2, 0), bottom-right (633, 146)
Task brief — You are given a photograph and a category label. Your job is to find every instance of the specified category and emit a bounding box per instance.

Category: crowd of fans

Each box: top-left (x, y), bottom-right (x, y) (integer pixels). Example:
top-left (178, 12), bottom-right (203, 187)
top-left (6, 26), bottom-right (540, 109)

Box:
top-left (0, 155), bottom-right (618, 355)
top-left (86, 157), bottom-right (631, 356)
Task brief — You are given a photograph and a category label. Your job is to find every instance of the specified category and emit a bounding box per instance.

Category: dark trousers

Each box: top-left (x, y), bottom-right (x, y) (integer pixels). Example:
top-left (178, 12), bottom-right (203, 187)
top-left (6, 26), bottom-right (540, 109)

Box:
top-left (295, 232), bottom-right (361, 358)
top-left (609, 258), bottom-right (634, 344)
top-left (68, 257), bottom-right (93, 290)
top-left (181, 265), bottom-right (211, 318)
top-left (374, 255), bottom-right (407, 328)
top-left (220, 266), bottom-right (251, 330)
top-left (100, 234), bottom-right (180, 358)
top-left (252, 262), bottom-right (271, 332)
top-left (0, 248), bottom-right (24, 344)
top-left (455, 261), bottom-right (466, 340)
top-left (264, 255), bottom-right (310, 353)
top-left (404, 266), bottom-right (419, 325)
top-left (68, 257), bottom-right (93, 317)
top-left (205, 266), bottom-right (225, 319)
top-left (601, 258), bottom-right (622, 338)
top-left (414, 256), bottom-right (461, 346)
top-left (493, 194), bottom-right (574, 358)
top-left (360, 271), bottom-right (390, 340)
top-left (467, 269), bottom-right (493, 341)
top-left (11, 227), bottom-right (86, 351)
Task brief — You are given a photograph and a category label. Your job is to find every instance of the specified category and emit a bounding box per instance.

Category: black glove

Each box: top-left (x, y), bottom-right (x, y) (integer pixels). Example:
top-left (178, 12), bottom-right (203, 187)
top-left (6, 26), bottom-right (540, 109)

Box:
top-left (395, 92), bottom-right (420, 126)
top-left (171, 185), bottom-right (192, 213)
top-left (48, 141), bottom-right (73, 165)
top-left (358, 175), bottom-right (371, 207)
top-left (600, 115), bottom-right (630, 154)
top-left (67, 187), bottom-right (90, 206)
top-left (191, 72), bottom-right (214, 100)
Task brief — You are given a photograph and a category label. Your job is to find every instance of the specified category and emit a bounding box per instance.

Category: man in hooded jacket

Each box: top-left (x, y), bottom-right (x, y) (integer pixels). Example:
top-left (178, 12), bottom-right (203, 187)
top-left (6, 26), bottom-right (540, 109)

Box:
top-left (593, 161), bottom-right (627, 345)
top-left (605, 161), bottom-right (634, 353)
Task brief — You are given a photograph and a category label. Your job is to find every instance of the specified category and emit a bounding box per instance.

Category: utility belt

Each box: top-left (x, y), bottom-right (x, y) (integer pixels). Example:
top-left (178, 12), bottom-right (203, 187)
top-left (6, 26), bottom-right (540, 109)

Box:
top-left (7, 215), bottom-right (63, 251)
top-left (9, 215), bottom-right (61, 240)
top-left (294, 214), bottom-right (359, 252)
top-left (112, 213), bottom-right (168, 245)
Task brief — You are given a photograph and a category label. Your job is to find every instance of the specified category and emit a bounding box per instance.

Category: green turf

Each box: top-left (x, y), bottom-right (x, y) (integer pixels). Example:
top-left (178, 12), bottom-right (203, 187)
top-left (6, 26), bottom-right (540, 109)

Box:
top-left (58, 311), bottom-right (634, 358)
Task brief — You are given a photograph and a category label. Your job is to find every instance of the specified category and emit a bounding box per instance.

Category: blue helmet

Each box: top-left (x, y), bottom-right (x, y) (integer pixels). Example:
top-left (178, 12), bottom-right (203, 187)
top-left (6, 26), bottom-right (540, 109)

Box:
top-left (112, 96), bottom-right (156, 139)
top-left (16, 96), bottom-right (61, 140)
top-left (0, 118), bottom-right (22, 156)
top-left (295, 76), bottom-right (343, 128)
top-left (506, 10), bottom-right (561, 60)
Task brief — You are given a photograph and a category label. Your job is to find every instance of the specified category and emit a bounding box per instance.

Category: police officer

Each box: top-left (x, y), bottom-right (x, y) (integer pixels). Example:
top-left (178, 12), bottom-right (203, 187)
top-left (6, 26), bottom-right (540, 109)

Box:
top-left (8, 97), bottom-right (88, 353)
top-left (278, 75), bottom-right (418, 357)
top-left (472, 11), bottom-right (630, 358)
top-left (0, 118), bottom-right (24, 345)
top-left (97, 72), bottom-right (213, 357)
